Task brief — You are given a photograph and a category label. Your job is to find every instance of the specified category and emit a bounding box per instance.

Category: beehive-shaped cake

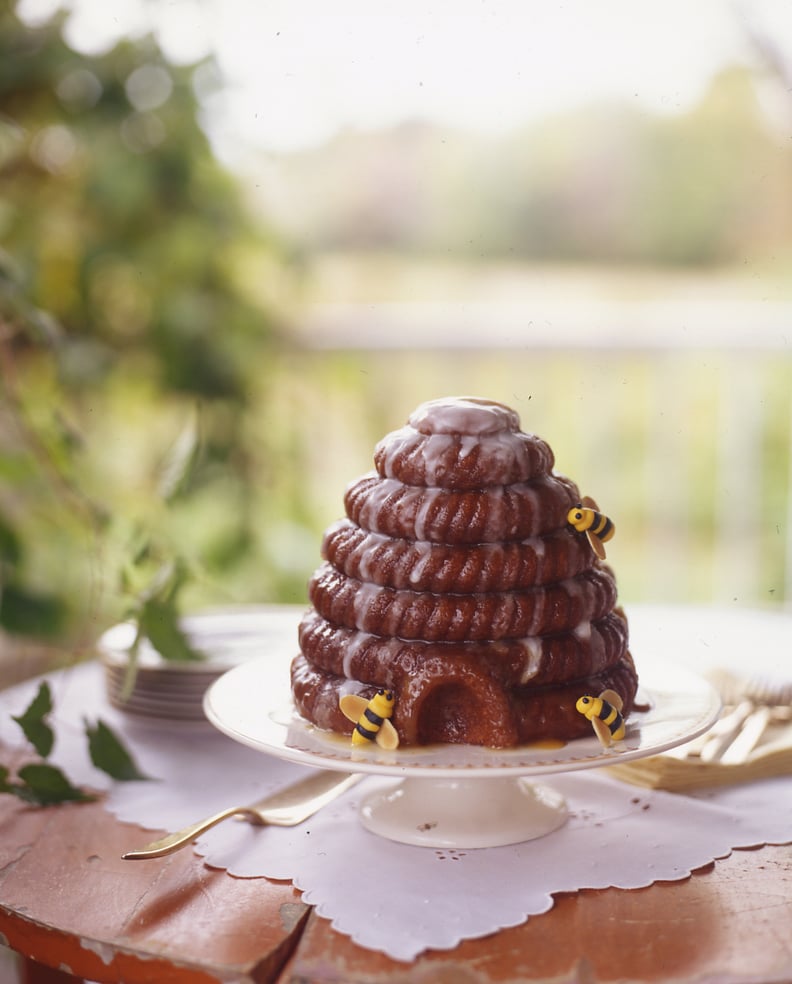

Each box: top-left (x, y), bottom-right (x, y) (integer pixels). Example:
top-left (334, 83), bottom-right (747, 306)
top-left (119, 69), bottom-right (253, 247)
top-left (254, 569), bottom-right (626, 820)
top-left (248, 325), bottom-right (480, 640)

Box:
top-left (291, 396), bottom-right (638, 747)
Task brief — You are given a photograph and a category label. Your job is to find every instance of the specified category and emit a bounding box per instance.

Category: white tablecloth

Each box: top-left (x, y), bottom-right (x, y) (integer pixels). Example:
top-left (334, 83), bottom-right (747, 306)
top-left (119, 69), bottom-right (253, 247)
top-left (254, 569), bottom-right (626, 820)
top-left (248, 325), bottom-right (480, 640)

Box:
top-left (1, 604), bottom-right (790, 962)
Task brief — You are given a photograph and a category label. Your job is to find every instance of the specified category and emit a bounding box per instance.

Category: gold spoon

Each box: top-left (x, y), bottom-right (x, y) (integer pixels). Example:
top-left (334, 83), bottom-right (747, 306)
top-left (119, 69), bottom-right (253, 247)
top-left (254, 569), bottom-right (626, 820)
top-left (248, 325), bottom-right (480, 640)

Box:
top-left (122, 770), bottom-right (361, 860)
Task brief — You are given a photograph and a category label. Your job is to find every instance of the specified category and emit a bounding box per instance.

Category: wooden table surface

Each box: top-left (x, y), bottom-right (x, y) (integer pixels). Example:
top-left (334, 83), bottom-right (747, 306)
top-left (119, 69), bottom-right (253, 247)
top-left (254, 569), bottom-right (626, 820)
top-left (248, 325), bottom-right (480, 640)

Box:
top-left (1, 754), bottom-right (791, 984)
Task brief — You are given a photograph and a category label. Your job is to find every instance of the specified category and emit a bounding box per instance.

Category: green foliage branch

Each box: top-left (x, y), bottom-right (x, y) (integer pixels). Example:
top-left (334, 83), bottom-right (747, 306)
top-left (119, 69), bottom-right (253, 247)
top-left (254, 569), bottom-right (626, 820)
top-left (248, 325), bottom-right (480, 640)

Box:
top-left (2, 680), bottom-right (150, 805)
top-left (0, 3), bottom-right (282, 641)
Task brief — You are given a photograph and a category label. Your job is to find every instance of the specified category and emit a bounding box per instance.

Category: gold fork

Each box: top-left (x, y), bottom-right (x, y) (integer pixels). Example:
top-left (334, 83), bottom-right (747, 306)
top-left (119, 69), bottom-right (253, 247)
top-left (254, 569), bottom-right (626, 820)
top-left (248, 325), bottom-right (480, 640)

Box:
top-left (607, 670), bottom-right (792, 790)
top-left (122, 771), bottom-right (361, 860)
top-left (678, 670), bottom-right (792, 764)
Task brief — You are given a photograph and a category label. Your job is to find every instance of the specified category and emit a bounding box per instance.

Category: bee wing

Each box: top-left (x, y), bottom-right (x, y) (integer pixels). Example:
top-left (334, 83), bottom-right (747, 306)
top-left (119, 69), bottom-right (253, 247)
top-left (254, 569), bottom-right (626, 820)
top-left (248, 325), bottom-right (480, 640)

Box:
top-left (586, 529), bottom-right (607, 560)
top-left (599, 689), bottom-right (623, 712)
top-left (581, 495), bottom-right (600, 510)
top-left (591, 717), bottom-right (613, 747)
top-left (375, 719), bottom-right (400, 750)
top-left (339, 694), bottom-right (368, 723)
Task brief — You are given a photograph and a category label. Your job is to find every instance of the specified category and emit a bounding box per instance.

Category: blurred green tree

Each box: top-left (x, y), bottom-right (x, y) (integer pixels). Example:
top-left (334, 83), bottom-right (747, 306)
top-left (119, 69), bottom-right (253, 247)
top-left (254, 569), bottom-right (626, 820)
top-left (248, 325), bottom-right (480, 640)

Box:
top-left (0, 4), bottom-right (281, 644)
top-left (269, 68), bottom-right (792, 266)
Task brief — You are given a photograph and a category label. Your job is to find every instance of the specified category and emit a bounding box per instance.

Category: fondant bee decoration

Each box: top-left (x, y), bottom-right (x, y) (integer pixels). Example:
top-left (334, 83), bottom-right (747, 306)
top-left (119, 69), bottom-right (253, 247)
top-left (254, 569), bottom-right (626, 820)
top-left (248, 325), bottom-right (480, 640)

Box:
top-left (567, 496), bottom-right (615, 560)
top-left (576, 689), bottom-right (625, 747)
top-left (339, 688), bottom-right (399, 749)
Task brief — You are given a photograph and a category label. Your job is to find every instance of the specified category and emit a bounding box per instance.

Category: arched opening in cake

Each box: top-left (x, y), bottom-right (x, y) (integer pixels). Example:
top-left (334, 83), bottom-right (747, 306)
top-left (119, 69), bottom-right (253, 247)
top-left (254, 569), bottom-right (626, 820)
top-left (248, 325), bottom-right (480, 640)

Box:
top-left (414, 681), bottom-right (515, 746)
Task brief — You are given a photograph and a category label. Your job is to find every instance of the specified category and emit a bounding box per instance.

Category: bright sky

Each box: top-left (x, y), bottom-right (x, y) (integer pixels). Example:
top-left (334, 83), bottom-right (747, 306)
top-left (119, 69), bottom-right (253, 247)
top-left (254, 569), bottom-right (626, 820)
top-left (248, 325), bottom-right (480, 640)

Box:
top-left (17, 0), bottom-right (792, 154)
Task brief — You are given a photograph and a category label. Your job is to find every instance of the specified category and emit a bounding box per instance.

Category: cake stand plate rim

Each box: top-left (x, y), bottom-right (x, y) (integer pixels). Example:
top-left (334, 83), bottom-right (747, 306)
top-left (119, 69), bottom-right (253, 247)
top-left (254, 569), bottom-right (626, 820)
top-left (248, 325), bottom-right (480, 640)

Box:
top-left (203, 649), bottom-right (721, 779)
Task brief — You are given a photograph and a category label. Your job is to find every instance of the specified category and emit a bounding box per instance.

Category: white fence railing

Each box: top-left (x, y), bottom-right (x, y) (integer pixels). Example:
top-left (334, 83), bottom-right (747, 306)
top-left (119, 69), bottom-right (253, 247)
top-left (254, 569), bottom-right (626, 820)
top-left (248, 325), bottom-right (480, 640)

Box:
top-left (276, 309), bottom-right (792, 610)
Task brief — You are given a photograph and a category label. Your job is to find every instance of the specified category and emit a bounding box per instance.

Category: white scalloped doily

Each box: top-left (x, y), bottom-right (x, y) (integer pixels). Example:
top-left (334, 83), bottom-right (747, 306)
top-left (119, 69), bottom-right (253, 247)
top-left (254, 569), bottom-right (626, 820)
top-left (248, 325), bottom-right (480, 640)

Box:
top-left (0, 662), bottom-right (790, 962)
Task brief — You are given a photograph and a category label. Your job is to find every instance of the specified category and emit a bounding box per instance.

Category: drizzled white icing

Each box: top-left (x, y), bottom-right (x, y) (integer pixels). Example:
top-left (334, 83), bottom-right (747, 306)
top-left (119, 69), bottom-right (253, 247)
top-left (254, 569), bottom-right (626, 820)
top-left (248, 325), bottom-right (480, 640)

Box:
top-left (487, 593), bottom-right (516, 637)
top-left (407, 539), bottom-right (434, 584)
top-left (354, 477), bottom-right (396, 533)
top-left (484, 486), bottom-right (504, 539)
top-left (561, 575), bottom-right (584, 604)
top-left (351, 581), bottom-right (382, 630)
top-left (413, 491), bottom-right (434, 541)
top-left (423, 433), bottom-right (455, 486)
top-left (338, 678), bottom-right (365, 698)
top-left (527, 590), bottom-right (546, 635)
top-left (573, 620), bottom-right (592, 641)
top-left (519, 637), bottom-right (545, 683)
top-left (409, 396), bottom-right (519, 436)
top-left (341, 631), bottom-right (369, 679)
top-left (458, 434), bottom-right (478, 459)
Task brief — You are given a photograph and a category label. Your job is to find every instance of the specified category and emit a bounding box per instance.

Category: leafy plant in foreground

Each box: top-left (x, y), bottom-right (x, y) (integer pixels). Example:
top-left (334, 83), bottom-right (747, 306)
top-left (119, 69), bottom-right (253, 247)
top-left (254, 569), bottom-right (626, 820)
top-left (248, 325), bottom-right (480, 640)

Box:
top-left (1, 680), bottom-right (150, 805)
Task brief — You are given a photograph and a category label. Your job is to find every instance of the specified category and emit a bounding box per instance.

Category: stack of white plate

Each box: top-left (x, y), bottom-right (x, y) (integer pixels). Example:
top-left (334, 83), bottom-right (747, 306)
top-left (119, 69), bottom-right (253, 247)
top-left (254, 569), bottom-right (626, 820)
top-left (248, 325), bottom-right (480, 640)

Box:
top-left (99, 606), bottom-right (303, 722)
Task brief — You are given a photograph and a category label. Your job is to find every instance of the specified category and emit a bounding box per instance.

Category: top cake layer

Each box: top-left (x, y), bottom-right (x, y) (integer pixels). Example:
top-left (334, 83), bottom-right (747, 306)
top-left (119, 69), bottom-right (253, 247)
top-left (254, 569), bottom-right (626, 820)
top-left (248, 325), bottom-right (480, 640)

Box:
top-left (374, 396), bottom-right (555, 490)
top-left (410, 397), bottom-right (521, 435)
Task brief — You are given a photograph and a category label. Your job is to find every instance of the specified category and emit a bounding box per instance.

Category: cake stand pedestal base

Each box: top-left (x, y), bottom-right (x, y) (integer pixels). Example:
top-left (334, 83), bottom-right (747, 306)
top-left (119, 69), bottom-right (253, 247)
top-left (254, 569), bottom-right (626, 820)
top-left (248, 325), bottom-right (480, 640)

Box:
top-left (359, 776), bottom-right (568, 848)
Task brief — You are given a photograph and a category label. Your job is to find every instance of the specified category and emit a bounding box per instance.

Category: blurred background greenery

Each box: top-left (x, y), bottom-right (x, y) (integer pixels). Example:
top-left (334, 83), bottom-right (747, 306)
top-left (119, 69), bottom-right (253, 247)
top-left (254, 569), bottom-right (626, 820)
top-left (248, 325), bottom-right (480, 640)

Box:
top-left (1, 0), bottom-right (791, 666)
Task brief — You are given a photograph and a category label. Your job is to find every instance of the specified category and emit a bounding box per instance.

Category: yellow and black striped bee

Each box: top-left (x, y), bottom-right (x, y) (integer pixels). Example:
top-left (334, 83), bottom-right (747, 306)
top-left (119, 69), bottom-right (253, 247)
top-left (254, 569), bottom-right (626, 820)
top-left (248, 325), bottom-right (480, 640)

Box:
top-left (339, 688), bottom-right (399, 749)
top-left (567, 496), bottom-right (615, 560)
top-left (575, 689), bottom-right (625, 747)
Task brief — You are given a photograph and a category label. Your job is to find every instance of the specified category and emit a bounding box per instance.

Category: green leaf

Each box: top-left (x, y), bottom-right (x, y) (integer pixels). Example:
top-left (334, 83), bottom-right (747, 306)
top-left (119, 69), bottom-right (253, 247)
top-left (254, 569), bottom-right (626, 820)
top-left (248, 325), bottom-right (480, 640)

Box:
top-left (141, 557), bottom-right (189, 607)
top-left (15, 763), bottom-right (94, 805)
top-left (84, 719), bottom-right (151, 781)
top-left (0, 582), bottom-right (66, 636)
top-left (139, 598), bottom-right (203, 662)
top-left (0, 511), bottom-right (22, 566)
top-left (157, 407), bottom-right (202, 502)
top-left (130, 531), bottom-right (152, 567)
top-left (0, 765), bottom-right (12, 791)
top-left (12, 681), bottom-right (55, 757)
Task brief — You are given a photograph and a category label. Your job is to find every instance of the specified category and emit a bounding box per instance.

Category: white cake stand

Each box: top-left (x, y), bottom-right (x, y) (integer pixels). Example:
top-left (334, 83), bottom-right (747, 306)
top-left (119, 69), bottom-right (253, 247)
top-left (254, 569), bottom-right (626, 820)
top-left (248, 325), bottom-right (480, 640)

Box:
top-left (203, 652), bottom-right (720, 849)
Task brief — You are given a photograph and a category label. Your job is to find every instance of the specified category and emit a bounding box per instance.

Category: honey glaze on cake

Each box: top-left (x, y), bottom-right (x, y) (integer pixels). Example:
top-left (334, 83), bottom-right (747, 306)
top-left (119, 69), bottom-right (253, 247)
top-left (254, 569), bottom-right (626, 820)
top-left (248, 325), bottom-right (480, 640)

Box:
top-left (291, 396), bottom-right (638, 748)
